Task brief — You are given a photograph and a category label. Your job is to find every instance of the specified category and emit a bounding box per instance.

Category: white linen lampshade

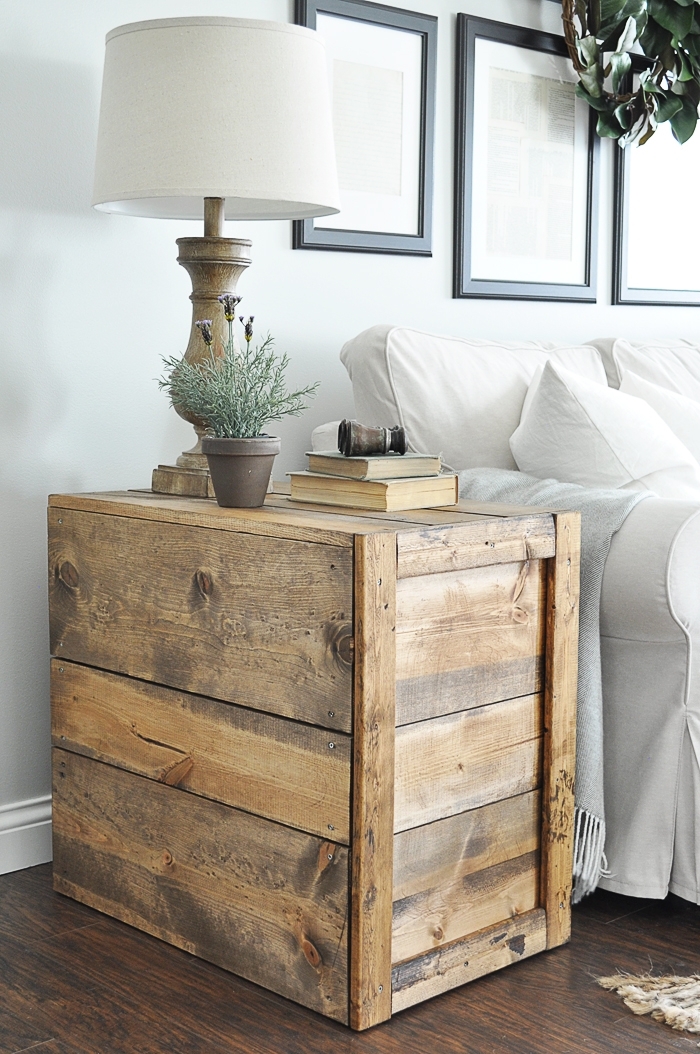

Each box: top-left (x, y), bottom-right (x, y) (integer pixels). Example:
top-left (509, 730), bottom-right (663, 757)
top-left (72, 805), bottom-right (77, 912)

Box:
top-left (93, 17), bottom-right (340, 220)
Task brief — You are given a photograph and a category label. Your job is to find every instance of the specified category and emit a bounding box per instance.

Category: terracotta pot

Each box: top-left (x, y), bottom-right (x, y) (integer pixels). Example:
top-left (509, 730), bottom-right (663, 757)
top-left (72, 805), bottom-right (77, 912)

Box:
top-left (202, 436), bottom-right (281, 508)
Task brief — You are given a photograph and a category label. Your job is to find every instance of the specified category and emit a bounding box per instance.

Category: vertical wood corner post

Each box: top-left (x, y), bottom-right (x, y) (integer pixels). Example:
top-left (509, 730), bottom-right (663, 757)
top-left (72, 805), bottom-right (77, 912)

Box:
top-left (350, 531), bottom-right (397, 1030)
top-left (540, 511), bottom-right (580, 948)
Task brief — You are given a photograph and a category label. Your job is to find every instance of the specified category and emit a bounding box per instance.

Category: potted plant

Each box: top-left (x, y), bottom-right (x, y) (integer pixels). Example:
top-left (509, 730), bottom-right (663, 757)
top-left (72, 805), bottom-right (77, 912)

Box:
top-left (159, 294), bottom-right (318, 508)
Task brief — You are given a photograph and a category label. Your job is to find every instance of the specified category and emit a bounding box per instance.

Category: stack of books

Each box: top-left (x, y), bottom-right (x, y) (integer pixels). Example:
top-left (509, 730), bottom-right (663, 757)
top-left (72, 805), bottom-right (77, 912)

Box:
top-left (288, 451), bottom-right (458, 512)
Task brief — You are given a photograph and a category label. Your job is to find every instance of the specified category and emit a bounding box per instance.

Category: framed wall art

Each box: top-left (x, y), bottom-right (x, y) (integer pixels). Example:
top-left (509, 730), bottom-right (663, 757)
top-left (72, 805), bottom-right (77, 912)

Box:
top-left (454, 15), bottom-right (599, 301)
top-left (293, 0), bottom-right (437, 255)
top-left (613, 98), bottom-right (700, 306)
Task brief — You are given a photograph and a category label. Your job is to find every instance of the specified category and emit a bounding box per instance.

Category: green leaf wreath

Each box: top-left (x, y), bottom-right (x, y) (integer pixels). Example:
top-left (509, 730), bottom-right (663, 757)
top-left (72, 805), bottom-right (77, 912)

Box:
top-left (562, 0), bottom-right (700, 144)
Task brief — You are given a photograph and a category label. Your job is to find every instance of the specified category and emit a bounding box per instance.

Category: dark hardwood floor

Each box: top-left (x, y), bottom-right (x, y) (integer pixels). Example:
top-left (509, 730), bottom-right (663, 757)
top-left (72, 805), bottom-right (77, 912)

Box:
top-left (1, 865), bottom-right (699, 1053)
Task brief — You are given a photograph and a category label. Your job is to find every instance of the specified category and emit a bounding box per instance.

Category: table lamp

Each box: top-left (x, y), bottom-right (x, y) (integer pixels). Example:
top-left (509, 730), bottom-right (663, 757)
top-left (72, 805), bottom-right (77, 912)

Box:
top-left (92, 16), bottom-right (340, 496)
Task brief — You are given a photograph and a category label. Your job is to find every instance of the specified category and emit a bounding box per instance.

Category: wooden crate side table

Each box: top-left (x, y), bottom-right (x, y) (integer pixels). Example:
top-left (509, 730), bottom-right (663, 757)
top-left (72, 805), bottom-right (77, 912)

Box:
top-left (48, 491), bottom-right (580, 1030)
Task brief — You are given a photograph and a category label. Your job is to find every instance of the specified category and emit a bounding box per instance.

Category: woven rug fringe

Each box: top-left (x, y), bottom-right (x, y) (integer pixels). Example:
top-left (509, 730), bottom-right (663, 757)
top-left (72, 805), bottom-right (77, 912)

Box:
top-left (599, 974), bottom-right (700, 1041)
top-left (572, 806), bottom-right (606, 903)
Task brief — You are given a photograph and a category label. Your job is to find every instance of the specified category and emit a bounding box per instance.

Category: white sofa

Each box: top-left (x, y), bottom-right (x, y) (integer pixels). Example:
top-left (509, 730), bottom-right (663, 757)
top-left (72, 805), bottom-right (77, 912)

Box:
top-left (314, 324), bottom-right (700, 903)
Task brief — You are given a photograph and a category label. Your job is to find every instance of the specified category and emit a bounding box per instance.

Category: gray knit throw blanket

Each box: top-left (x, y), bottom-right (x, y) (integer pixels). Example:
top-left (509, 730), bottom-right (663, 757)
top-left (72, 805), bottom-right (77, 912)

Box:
top-left (458, 469), bottom-right (649, 901)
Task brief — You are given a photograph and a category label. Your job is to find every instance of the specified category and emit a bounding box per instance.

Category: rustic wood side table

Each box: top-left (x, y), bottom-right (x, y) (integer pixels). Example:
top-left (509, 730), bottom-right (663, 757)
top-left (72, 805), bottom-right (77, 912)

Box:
top-left (48, 489), bottom-right (579, 1030)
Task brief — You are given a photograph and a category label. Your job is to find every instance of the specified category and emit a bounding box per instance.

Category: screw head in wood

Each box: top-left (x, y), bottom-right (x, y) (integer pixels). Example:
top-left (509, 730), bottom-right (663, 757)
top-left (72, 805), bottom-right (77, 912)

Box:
top-left (328, 711), bottom-right (334, 718)
top-left (327, 853), bottom-right (333, 860)
top-left (378, 985), bottom-right (383, 993)
top-left (328, 824), bottom-right (334, 830)
top-left (328, 742), bottom-right (335, 749)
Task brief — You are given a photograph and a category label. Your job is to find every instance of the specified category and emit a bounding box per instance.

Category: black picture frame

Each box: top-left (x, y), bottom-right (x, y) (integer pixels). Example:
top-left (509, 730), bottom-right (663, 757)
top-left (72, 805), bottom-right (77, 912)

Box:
top-left (293, 0), bottom-right (437, 255)
top-left (454, 15), bottom-right (600, 302)
top-left (613, 63), bottom-right (700, 306)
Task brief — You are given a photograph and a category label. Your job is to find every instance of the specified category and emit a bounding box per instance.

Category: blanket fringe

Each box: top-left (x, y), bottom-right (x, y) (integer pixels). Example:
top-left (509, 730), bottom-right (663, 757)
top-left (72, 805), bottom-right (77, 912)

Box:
top-left (572, 806), bottom-right (606, 903)
top-left (599, 973), bottom-right (700, 1040)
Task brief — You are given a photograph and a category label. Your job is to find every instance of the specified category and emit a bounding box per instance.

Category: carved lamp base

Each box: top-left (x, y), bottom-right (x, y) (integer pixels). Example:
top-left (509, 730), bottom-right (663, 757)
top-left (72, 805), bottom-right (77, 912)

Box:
top-left (151, 198), bottom-right (251, 498)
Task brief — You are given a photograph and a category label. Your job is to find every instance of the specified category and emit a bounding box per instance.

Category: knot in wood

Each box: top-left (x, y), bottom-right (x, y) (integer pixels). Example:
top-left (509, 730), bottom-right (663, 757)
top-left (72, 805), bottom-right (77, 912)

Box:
top-left (195, 569), bottom-right (213, 597)
top-left (58, 560), bottom-right (79, 589)
top-left (300, 936), bottom-right (322, 970)
top-left (328, 622), bottom-right (354, 666)
top-left (161, 849), bottom-right (173, 868)
top-left (433, 926), bottom-right (444, 942)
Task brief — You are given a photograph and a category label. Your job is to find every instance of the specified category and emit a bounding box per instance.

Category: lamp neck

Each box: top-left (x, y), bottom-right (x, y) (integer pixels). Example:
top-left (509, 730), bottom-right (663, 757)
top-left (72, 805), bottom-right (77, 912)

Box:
top-left (203, 197), bottom-right (225, 237)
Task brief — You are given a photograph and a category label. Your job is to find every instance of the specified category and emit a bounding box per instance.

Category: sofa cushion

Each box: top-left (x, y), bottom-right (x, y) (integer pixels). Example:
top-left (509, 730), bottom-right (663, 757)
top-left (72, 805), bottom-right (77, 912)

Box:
top-left (340, 324), bottom-right (607, 470)
top-left (620, 369), bottom-right (700, 464)
top-left (510, 360), bottom-right (700, 499)
top-left (587, 336), bottom-right (700, 394)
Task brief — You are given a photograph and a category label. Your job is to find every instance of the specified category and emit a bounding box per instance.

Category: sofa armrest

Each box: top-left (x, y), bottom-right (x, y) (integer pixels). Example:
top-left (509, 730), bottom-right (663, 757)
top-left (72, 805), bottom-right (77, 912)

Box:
top-left (311, 421), bottom-right (342, 452)
top-left (601, 497), bottom-right (700, 641)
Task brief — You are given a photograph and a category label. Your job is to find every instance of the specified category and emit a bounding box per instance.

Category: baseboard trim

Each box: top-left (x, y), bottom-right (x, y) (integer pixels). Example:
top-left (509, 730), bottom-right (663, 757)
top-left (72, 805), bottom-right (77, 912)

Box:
top-left (0, 794), bottom-right (53, 874)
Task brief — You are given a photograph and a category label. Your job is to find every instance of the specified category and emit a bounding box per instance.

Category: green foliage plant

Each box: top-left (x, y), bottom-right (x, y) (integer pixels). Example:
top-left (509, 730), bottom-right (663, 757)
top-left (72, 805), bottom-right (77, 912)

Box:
top-left (562, 0), bottom-right (700, 145)
top-left (159, 296), bottom-right (318, 439)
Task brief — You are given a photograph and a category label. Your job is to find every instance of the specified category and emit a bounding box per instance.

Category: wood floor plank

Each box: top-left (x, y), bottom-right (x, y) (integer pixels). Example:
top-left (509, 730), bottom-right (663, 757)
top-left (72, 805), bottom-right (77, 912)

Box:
top-left (0, 865), bottom-right (99, 946)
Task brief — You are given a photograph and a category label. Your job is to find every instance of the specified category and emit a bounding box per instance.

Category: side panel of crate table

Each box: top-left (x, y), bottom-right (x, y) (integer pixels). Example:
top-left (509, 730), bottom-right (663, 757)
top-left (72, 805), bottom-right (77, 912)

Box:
top-left (51, 660), bottom-right (351, 843)
top-left (395, 559), bottom-right (547, 725)
top-left (52, 748), bottom-right (350, 1022)
top-left (392, 791), bottom-right (541, 963)
top-left (48, 507), bottom-right (354, 732)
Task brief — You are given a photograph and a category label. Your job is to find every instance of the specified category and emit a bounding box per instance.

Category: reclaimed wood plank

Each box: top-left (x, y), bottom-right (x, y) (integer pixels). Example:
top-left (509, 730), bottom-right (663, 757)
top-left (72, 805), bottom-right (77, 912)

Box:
top-left (48, 508), bottom-right (354, 732)
top-left (391, 909), bottom-right (548, 1013)
top-left (541, 511), bottom-right (580, 949)
top-left (395, 560), bottom-right (546, 725)
top-left (350, 532), bottom-right (396, 1030)
top-left (394, 694), bottom-right (543, 833)
top-left (392, 850), bottom-right (540, 965)
top-left (48, 491), bottom-right (398, 546)
top-left (52, 749), bottom-right (349, 1023)
top-left (51, 660), bottom-right (351, 843)
top-left (397, 514), bottom-right (556, 578)
top-left (393, 794), bottom-right (540, 964)
top-left (393, 791), bottom-right (541, 902)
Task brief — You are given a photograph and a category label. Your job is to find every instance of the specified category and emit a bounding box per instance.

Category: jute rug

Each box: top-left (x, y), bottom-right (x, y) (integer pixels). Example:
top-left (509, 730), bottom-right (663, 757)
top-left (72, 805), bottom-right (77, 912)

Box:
top-left (599, 974), bottom-right (700, 1041)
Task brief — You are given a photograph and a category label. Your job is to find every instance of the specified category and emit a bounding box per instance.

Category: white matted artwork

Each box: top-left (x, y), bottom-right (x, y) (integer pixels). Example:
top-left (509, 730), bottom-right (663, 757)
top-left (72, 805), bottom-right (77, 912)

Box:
top-left (614, 116), bottom-right (700, 304)
top-left (454, 16), bottom-right (599, 301)
top-left (293, 0), bottom-right (436, 255)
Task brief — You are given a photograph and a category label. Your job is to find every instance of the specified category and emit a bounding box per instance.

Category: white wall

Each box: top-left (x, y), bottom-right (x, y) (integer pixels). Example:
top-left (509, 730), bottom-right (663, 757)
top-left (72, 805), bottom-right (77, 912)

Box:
top-left (2, 0), bottom-right (700, 872)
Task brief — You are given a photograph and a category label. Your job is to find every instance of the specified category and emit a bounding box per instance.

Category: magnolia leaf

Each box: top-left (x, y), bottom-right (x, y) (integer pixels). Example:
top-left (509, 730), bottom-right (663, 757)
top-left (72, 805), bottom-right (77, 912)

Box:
top-left (580, 63), bottom-right (606, 95)
top-left (655, 91), bottom-right (684, 119)
top-left (610, 50), bottom-right (633, 91)
top-left (671, 95), bottom-right (699, 139)
top-left (647, 0), bottom-right (694, 39)
top-left (576, 82), bottom-right (613, 109)
top-left (596, 109), bottom-right (624, 135)
top-left (614, 99), bottom-right (633, 127)
top-left (578, 33), bottom-right (602, 64)
top-left (600, 0), bottom-right (645, 37)
top-left (615, 14), bottom-right (638, 50)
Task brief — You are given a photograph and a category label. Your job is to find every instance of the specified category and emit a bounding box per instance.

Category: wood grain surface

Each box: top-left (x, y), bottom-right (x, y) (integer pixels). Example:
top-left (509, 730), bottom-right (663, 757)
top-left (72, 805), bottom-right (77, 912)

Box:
top-left (392, 850), bottom-right (540, 964)
top-left (393, 791), bottom-right (541, 902)
top-left (350, 532), bottom-right (396, 1030)
top-left (540, 511), bottom-right (580, 949)
top-left (394, 694), bottom-right (543, 833)
top-left (391, 909), bottom-right (548, 1012)
top-left (51, 660), bottom-right (352, 842)
top-left (52, 749), bottom-right (350, 1022)
top-left (395, 560), bottom-right (546, 725)
top-left (397, 514), bottom-right (555, 578)
top-left (48, 507), bottom-right (354, 732)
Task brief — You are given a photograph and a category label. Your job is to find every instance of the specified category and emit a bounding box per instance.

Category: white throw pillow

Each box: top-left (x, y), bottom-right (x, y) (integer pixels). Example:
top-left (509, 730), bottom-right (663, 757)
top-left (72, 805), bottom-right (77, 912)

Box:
top-left (340, 324), bottom-right (607, 471)
top-left (510, 360), bottom-right (700, 499)
top-left (587, 336), bottom-right (700, 395)
top-left (620, 369), bottom-right (700, 464)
